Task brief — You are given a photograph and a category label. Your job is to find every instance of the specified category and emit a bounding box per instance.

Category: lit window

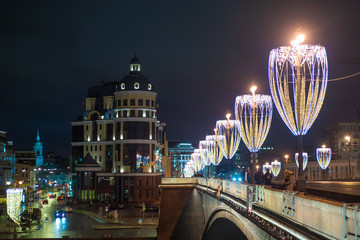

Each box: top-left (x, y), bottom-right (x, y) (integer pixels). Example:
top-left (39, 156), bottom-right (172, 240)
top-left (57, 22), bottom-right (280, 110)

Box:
top-left (148, 84), bottom-right (152, 90)
top-left (121, 83), bottom-right (125, 90)
top-left (134, 82), bottom-right (139, 89)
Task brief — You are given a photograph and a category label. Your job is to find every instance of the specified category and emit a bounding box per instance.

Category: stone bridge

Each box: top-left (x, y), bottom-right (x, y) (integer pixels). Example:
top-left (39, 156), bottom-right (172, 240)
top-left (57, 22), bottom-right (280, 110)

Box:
top-left (157, 178), bottom-right (359, 240)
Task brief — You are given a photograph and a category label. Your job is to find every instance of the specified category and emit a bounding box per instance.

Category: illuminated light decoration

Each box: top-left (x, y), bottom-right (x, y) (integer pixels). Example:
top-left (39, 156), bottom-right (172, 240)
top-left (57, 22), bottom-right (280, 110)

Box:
top-left (316, 145), bottom-right (332, 170)
top-left (7, 188), bottom-right (23, 225)
top-left (206, 133), bottom-right (224, 166)
top-left (268, 37), bottom-right (328, 136)
top-left (134, 82), bottom-right (140, 89)
top-left (121, 83), bottom-right (125, 90)
top-left (216, 113), bottom-right (241, 159)
top-left (191, 152), bottom-right (204, 173)
top-left (295, 152), bottom-right (308, 170)
top-left (235, 87), bottom-right (273, 153)
top-left (271, 160), bottom-right (281, 177)
top-left (148, 84), bottom-right (152, 90)
top-left (262, 163), bottom-right (272, 175)
top-left (194, 149), bottom-right (206, 170)
top-left (199, 140), bottom-right (212, 166)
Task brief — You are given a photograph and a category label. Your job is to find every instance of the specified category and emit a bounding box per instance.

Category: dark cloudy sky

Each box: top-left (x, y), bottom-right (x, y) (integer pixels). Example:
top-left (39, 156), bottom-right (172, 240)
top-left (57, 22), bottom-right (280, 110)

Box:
top-left (1, 0), bottom-right (360, 157)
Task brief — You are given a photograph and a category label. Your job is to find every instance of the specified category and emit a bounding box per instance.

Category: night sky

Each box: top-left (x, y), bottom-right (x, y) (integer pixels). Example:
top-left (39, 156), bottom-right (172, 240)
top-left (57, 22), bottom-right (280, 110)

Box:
top-left (1, 0), bottom-right (360, 157)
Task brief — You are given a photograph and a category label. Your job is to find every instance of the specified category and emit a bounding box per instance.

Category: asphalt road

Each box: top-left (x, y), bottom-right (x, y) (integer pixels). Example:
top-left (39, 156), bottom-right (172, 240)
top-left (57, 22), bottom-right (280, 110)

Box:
top-left (306, 181), bottom-right (360, 196)
top-left (0, 194), bottom-right (156, 239)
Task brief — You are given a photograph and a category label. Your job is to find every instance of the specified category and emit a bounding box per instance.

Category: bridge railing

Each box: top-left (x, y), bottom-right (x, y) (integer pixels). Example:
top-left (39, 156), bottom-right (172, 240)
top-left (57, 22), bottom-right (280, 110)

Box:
top-left (197, 177), bottom-right (360, 240)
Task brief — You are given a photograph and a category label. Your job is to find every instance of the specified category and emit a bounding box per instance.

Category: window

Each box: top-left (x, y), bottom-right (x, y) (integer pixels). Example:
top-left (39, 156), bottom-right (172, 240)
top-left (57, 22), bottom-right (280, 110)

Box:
top-left (146, 111), bottom-right (150, 118)
top-left (100, 125), bottom-right (102, 130)
top-left (151, 100), bottom-right (154, 107)
top-left (86, 125), bottom-right (89, 131)
top-left (138, 99), bottom-right (143, 106)
top-left (130, 99), bottom-right (135, 106)
top-left (138, 110), bottom-right (143, 117)
top-left (123, 99), bottom-right (128, 106)
top-left (130, 110), bottom-right (135, 117)
top-left (91, 146), bottom-right (93, 151)
top-left (146, 100), bottom-right (150, 106)
top-left (100, 134), bottom-right (102, 140)
top-left (118, 100), bottom-right (121, 106)
top-left (99, 156), bottom-right (101, 162)
top-left (95, 145), bottom-right (97, 151)
top-left (100, 145), bottom-right (102, 151)
top-left (86, 146), bottom-right (88, 151)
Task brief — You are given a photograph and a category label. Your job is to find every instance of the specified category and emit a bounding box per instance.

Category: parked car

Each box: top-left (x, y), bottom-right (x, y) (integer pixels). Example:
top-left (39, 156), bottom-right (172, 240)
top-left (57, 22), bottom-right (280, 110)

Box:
top-left (57, 196), bottom-right (64, 201)
top-left (42, 199), bottom-right (48, 204)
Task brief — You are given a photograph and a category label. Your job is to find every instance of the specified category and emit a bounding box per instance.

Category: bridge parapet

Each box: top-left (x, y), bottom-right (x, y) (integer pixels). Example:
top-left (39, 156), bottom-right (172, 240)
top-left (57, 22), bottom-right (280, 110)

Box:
top-left (197, 177), bottom-right (360, 240)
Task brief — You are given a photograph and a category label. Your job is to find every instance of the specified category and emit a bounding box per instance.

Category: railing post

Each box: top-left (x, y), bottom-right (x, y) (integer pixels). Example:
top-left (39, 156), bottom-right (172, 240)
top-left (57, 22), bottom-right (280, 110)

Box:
top-left (354, 205), bottom-right (358, 240)
top-left (343, 203), bottom-right (348, 239)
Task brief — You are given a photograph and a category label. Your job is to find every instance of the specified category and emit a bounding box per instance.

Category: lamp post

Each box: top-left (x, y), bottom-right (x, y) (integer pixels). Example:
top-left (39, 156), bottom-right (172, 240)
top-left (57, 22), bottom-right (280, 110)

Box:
top-left (345, 136), bottom-right (351, 179)
top-left (269, 32), bottom-right (328, 191)
top-left (284, 154), bottom-right (289, 170)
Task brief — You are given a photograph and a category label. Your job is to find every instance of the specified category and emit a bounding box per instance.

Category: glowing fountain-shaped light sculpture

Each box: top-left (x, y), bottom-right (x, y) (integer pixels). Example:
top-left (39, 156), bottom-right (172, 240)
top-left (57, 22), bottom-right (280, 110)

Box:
top-left (191, 153), bottom-right (200, 174)
top-left (216, 113), bottom-right (241, 179)
top-left (316, 145), bottom-right (332, 170)
top-left (269, 33), bottom-right (328, 191)
top-left (199, 140), bottom-right (213, 177)
top-left (295, 152), bottom-right (308, 170)
top-left (194, 149), bottom-right (206, 174)
top-left (262, 162), bottom-right (271, 175)
top-left (271, 160), bottom-right (281, 177)
top-left (235, 85), bottom-right (273, 175)
top-left (206, 129), bottom-right (225, 178)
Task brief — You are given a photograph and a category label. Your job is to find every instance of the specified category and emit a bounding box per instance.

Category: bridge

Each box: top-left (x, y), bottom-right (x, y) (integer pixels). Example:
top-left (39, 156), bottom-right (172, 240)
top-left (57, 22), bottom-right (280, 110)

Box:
top-left (158, 178), bottom-right (359, 240)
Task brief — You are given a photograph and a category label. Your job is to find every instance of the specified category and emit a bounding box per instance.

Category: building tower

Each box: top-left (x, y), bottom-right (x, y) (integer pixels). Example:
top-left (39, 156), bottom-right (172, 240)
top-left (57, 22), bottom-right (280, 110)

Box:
top-left (34, 129), bottom-right (44, 167)
top-left (71, 55), bottom-right (167, 173)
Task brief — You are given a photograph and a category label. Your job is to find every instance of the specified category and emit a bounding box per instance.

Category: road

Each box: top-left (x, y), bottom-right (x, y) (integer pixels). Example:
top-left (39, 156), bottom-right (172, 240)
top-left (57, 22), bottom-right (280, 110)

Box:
top-left (0, 194), bottom-right (157, 239)
top-left (306, 181), bottom-right (360, 196)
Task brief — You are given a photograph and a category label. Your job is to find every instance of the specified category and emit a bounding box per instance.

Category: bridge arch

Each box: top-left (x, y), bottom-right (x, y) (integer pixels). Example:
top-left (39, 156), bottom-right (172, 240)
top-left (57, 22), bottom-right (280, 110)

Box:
top-left (203, 207), bottom-right (261, 240)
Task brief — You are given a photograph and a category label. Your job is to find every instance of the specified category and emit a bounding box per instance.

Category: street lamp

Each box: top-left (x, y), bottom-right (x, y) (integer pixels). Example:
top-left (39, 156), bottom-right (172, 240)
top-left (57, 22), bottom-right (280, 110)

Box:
top-left (216, 113), bottom-right (241, 179)
top-left (271, 160), bottom-right (281, 177)
top-left (268, 32), bottom-right (328, 191)
top-left (206, 129), bottom-right (225, 178)
top-left (235, 85), bottom-right (273, 180)
top-left (345, 136), bottom-right (351, 178)
top-left (316, 145), bottom-right (332, 170)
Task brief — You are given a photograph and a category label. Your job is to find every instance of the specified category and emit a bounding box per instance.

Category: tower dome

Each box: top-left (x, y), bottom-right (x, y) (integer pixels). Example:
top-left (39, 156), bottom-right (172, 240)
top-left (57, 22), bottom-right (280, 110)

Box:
top-left (119, 54), bottom-right (154, 91)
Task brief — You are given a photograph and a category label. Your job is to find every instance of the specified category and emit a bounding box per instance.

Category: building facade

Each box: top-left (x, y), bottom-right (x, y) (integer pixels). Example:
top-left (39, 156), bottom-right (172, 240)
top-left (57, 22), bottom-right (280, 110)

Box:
top-left (168, 141), bottom-right (195, 178)
top-left (71, 56), bottom-right (167, 203)
top-left (0, 131), bottom-right (16, 195)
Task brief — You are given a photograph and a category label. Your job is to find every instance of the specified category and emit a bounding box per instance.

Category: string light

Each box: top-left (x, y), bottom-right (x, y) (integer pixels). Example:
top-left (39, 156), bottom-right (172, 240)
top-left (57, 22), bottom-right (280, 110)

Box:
top-left (235, 86), bottom-right (273, 153)
top-left (268, 36), bottom-right (328, 136)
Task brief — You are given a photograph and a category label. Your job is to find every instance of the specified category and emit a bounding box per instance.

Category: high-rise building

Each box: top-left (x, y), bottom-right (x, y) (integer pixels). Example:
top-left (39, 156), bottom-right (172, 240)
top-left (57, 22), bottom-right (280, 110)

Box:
top-left (71, 55), bottom-right (167, 203)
